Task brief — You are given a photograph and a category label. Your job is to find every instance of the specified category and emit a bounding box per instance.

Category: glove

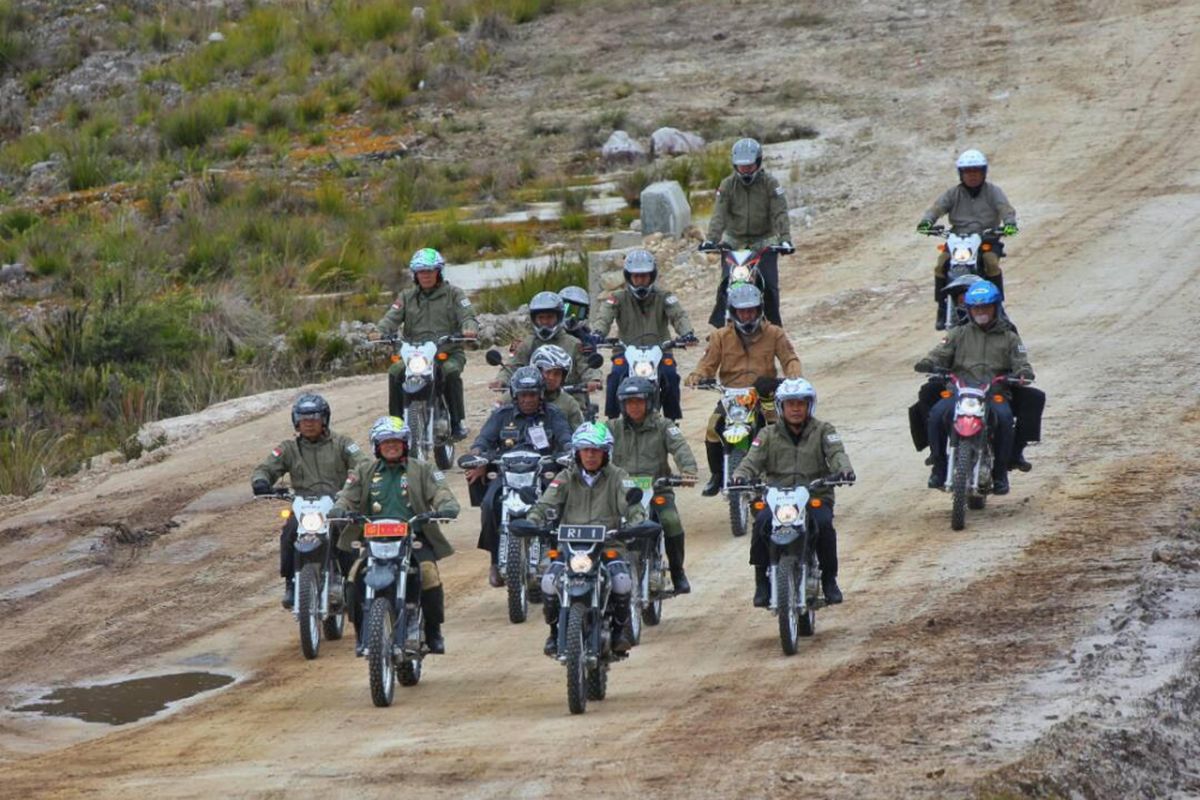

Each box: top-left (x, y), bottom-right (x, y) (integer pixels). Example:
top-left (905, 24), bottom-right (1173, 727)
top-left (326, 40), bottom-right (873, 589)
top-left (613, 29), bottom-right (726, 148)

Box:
top-left (837, 470), bottom-right (856, 484)
top-left (327, 507), bottom-right (347, 519)
top-left (435, 507), bottom-right (458, 521)
top-left (1002, 223), bottom-right (1018, 236)
top-left (914, 359), bottom-right (936, 373)
top-left (776, 240), bottom-right (794, 254)
top-left (677, 332), bottom-right (699, 345)
top-left (917, 220), bottom-right (932, 233)
top-left (729, 475), bottom-right (748, 487)
top-left (252, 480), bottom-right (272, 496)
top-left (684, 372), bottom-right (702, 387)
top-left (1014, 369), bottom-right (1035, 383)
top-left (699, 240), bottom-right (716, 251)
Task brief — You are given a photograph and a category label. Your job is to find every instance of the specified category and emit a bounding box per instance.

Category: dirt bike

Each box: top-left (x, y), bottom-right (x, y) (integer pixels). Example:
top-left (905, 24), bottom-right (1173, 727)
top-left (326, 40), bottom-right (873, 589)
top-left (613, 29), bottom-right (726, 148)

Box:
top-left (377, 334), bottom-right (474, 469)
top-left (695, 378), bottom-right (768, 537)
top-left (920, 225), bottom-right (1007, 329)
top-left (263, 491), bottom-right (346, 660)
top-left (458, 449), bottom-right (568, 624)
top-left (729, 477), bottom-right (852, 655)
top-left (927, 370), bottom-right (1027, 531)
top-left (699, 242), bottom-right (793, 326)
top-left (343, 511), bottom-right (454, 707)
top-left (598, 334), bottom-right (697, 418)
top-left (512, 513), bottom-right (662, 715)
top-left (626, 475), bottom-right (690, 625)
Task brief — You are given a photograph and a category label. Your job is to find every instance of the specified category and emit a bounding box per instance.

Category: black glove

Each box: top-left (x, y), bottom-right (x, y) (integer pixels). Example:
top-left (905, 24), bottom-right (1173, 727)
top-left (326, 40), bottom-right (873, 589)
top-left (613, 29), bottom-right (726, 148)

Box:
top-left (327, 507), bottom-right (347, 519)
top-left (729, 475), bottom-right (748, 487)
top-left (914, 360), bottom-right (936, 373)
top-left (677, 332), bottom-right (699, 345)
top-left (252, 480), bottom-right (272, 496)
top-left (837, 470), bottom-right (856, 484)
top-left (435, 507), bottom-right (458, 521)
top-left (699, 240), bottom-right (717, 251)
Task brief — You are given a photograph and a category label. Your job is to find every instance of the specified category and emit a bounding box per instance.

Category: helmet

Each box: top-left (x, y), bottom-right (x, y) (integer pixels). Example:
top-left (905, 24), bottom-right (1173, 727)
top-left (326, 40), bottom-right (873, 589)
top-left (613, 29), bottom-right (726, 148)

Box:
top-left (530, 344), bottom-right (572, 376)
top-left (616, 376), bottom-right (657, 414)
top-left (622, 249), bottom-right (657, 300)
top-left (956, 149), bottom-right (988, 180)
top-left (570, 421), bottom-right (613, 454)
top-left (727, 282), bottom-right (764, 335)
top-left (368, 415), bottom-right (409, 456)
top-left (941, 273), bottom-right (984, 299)
top-left (508, 365), bottom-right (545, 399)
top-left (776, 378), bottom-right (817, 415)
top-left (528, 291), bottom-right (565, 341)
top-left (963, 280), bottom-right (1001, 307)
top-left (291, 393), bottom-right (330, 430)
top-left (732, 138), bottom-right (763, 185)
top-left (409, 247), bottom-right (445, 274)
top-left (559, 285), bottom-right (591, 331)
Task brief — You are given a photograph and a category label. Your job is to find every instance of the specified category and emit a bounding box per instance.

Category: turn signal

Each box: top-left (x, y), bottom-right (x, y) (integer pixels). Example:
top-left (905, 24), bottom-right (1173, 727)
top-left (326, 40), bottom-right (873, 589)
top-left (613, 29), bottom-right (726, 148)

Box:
top-left (937, 243), bottom-right (947, 252)
top-left (810, 498), bottom-right (822, 508)
top-left (981, 243), bottom-right (992, 252)
top-left (653, 495), bottom-right (667, 506)
top-left (604, 549), bottom-right (619, 559)
top-left (663, 358), bottom-right (675, 366)
top-left (390, 355), bottom-right (401, 364)
top-left (280, 509), bottom-right (291, 519)
top-left (940, 389), bottom-right (952, 399)
top-left (613, 357), bottom-right (625, 366)
top-left (993, 394), bottom-right (1005, 403)
top-left (547, 549), bottom-right (559, 559)
top-left (436, 352), bottom-right (449, 361)
top-left (753, 500), bottom-right (765, 511)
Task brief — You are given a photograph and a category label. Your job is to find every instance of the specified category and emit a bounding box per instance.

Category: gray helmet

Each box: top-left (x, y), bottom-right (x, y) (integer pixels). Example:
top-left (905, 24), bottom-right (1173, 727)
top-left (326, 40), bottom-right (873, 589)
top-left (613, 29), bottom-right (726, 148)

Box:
top-left (528, 291), bottom-right (565, 341)
top-left (776, 378), bottom-right (817, 415)
top-left (291, 393), bottom-right (330, 429)
top-left (509, 365), bottom-right (545, 400)
top-left (731, 138), bottom-right (763, 185)
top-left (622, 249), bottom-right (657, 300)
top-left (727, 282), bottom-right (764, 335)
top-left (530, 343), bottom-right (572, 376)
top-left (559, 285), bottom-right (590, 330)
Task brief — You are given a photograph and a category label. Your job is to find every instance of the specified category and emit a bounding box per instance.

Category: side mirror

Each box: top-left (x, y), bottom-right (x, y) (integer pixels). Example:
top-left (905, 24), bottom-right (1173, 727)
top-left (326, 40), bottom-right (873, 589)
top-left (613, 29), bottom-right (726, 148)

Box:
top-left (586, 352), bottom-right (604, 370)
top-left (625, 487), bottom-right (644, 506)
top-left (484, 349), bottom-right (503, 367)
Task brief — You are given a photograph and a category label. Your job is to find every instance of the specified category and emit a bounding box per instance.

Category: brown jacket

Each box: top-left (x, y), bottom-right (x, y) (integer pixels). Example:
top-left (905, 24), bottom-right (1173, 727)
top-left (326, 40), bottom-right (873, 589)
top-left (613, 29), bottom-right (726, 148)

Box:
top-left (686, 322), bottom-right (802, 388)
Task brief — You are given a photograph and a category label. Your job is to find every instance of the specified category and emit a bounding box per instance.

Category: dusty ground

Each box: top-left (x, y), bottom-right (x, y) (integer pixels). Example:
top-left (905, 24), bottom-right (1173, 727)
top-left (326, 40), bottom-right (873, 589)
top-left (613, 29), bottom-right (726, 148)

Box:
top-left (1, 1), bottom-right (1199, 797)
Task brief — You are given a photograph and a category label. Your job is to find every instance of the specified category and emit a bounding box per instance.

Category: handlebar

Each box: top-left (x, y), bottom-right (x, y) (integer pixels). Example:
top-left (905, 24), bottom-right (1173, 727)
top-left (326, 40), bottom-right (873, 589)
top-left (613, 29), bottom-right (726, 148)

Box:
top-left (919, 225), bottom-right (1005, 239)
top-left (368, 334), bottom-right (478, 348)
top-left (699, 243), bottom-right (793, 255)
top-left (727, 477), bottom-right (855, 492)
top-left (921, 368), bottom-right (1034, 387)
top-left (332, 511), bottom-right (457, 525)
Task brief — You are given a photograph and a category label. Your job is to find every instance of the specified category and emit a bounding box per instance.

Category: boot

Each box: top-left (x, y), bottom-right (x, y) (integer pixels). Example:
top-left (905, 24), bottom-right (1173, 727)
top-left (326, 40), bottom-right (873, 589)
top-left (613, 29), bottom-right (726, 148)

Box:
top-left (822, 576), bottom-right (843, 605)
top-left (610, 597), bottom-right (635, 653)
top-left (934, 276), bottom-right (948, 330)
top-left (753, 566), bottom-right (770, 608)
top-left (422, 586), bottom-right (445, 654)
top-left (444, 373), bottom-right (468, 440)
top-left (992, 469), bottom-right (1010, 496)
top-left (928, 459), bottom-right (947, 489)
top-left (665, 536), bottom-right (690, 594)
top-left (544, 600), bottom-right (559, 656)
top-left (1011, 444), bottom-right (1032, 472)
top-left (488, 563), bottom-right (504, 588)
top-left (991, 270), bottom-right (1005, 301)
top-left (281, 578), bottom-right (294, 609)
top-left (702, 441), bottom-right (723, 496)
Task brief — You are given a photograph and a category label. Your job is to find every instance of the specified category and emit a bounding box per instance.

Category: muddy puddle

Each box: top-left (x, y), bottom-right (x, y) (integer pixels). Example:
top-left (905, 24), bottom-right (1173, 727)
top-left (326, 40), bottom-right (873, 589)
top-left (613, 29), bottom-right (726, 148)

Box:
top-left (14, 672), bottom-right (235, 726)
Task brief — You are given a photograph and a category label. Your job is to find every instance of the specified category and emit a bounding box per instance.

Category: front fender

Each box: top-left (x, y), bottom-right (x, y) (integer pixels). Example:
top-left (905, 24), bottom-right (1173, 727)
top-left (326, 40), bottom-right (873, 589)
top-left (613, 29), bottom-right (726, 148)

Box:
top-left (365, 564), bottom-right (396, 592)
top-left (769, 526), bottom-right (800, 547)
top-left (294, 534), bottom-right (325, 555)
top-left (954, 415), bottom-right (984, 438)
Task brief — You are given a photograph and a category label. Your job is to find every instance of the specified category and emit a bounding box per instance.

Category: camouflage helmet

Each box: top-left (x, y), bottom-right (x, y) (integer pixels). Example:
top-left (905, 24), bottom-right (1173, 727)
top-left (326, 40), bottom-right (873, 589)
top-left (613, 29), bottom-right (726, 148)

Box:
top-left (530, 343), bottom-right (572, 376)
top-left (528, 291), bottom-right (565, 341)
top-left (570, 421), bottom-right (614, 453)
top-left (731, 138), bottom-right (763, 185)
top-left (623, 249), bottom-right (657, 299)
top-left (368, 415), bottom-right (409, 456)
top-left (409, 247), bottom-right (445, 273)
top-left (291, 393), bottom-right (331, 430)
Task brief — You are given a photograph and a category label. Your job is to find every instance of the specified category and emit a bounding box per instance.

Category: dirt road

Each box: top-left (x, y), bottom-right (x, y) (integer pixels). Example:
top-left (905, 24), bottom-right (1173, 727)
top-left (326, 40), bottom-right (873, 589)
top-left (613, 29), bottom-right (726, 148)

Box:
top-left (1, 1), bottom-right (1198, 797)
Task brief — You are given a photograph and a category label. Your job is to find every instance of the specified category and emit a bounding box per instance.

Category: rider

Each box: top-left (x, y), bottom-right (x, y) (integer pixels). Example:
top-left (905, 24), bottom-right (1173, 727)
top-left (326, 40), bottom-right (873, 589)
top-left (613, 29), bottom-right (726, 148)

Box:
top-left (915, 280), bottom-right (1035, 496)
top-left (252, 393), bottom-right (369, 608)
top-left (531, 344), bottom-right (584, 429)
top-left (610, 376), bottom-right (699, 594)
top-left (731, 379), bottom-right (856, 607)
top-left (702, 137), bottom-right (794, 327)
top-left (467, 366), bottom-right (573, 588)
top-left (559, 285), bottom-right (602, 356)
top-left (917, 149), bottom-right (1018, 329)
top-left (377, 248), bottom-right (479, 439)
top-left (329, 416), bottom-right (460, 655)
top-left (685, 282), bottom-right (803, 496)
top-left (492, 291), bottom-right (603, 392)
top-left (527, 421), bottom-right (647, 656)
top-left (592, 249), bottom-right (697, 422)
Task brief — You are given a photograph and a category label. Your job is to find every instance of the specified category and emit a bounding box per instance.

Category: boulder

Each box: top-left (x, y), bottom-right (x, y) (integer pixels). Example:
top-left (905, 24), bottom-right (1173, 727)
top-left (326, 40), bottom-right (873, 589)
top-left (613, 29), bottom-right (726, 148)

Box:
top-left (650, 127), bottom-right (705, 157)
top-left (0, 263), bottom-right (27, 284)
top-left (600, 130), bottom-right (645, 165)
top-left (639, 180), bottom-right (691, 237)
top-left (26, 159), bottom-right (63, 196)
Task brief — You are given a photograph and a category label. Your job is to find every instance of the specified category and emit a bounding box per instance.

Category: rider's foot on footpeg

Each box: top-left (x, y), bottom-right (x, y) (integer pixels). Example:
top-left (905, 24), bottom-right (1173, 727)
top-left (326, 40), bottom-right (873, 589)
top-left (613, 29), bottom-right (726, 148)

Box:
top-left (822, 580), bottom-right (843, 605)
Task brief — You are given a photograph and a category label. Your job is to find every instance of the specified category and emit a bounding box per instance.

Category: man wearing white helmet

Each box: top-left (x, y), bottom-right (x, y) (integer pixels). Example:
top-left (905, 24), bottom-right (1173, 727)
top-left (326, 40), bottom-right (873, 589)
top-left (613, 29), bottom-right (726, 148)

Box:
top-left (918, 149), bottom-right (1018, 329)
top-left (731, 379), bottom-right (855, 606)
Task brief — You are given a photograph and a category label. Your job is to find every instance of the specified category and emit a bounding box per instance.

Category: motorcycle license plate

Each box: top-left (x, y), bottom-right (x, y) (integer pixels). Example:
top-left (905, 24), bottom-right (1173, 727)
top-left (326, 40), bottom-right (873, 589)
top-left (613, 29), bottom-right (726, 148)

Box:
top-left (557, 524), bottom-right (606, 543)
top-left (364, 521), bottom-right (408, 538)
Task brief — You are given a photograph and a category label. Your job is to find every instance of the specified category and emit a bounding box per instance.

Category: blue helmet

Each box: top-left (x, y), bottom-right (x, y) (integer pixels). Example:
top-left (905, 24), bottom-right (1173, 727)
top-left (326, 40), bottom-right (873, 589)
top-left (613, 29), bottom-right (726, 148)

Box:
top-left (963, 280), bottom-right (1001, 307)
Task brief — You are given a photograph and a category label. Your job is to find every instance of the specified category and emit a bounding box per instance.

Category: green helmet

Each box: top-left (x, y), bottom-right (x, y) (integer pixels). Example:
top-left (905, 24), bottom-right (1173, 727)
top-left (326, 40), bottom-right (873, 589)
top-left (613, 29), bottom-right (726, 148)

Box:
top-left (570, 421), bottom-right (613, 454)
top-left (369, 415), bottom-right (409, 456)
top-left (409, 248), bottom-right (445, 274)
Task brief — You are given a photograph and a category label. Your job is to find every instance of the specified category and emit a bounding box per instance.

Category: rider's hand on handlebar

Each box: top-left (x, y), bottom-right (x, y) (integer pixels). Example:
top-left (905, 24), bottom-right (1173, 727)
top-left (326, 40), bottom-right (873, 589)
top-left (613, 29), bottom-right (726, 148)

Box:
top-left (465, 465), bottom-right (487, 484)
top-left (1002, 223), bottom-right (1019, 237)
top-left (680, 473), bottom-right (698, 487)
top-left (251, 480), bottom-right (272, 496)
top-left (461, 330), bottom-right (478, 340)
top-left (836, 470), bottom-right (856, 484)
top-left (327, 507), bottom-right (348, 519)
top-left (917, 220), bottom-right (932, 234)
top-left (586, 380), bottom-right (603, 392)
top-left (699, 240), bottom-right (717, 252)
top-left (776, 240), bottom-right (795, 254)
top-left (487, 379), bottom-right (503, 390)
top-left (684, 372), bottom-right (703, 387)
top-left (729, 475), bottom-right (748, 487)
top-left (914, 359), bottom-right (936, 374)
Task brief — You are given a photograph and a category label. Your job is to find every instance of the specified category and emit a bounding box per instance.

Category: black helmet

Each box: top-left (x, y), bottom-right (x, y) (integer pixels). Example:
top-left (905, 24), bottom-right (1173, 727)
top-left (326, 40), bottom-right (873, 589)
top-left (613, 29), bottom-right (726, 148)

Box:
top-left (617, 376), bottom-right (657, 416)
top-left (509, 365), bottom-right (545, 400)
top-left (622, 249), bottom-right (657, 300)
top-left (528, 291), bottom-right (565, 342)
top-left (291, 393), bottom-right (330, 430)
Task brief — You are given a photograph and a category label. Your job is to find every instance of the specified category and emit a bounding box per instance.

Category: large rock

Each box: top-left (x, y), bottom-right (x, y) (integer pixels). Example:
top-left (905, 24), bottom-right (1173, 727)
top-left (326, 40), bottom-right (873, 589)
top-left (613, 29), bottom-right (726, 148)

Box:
top-left (639, 180), bottom-right (691, 238)
top-left (600, 130), bottom-right (646, 165)
top-left (650, 127), bottom-right (705, 157)
top-left (586, 248), bottom-right (631, 298)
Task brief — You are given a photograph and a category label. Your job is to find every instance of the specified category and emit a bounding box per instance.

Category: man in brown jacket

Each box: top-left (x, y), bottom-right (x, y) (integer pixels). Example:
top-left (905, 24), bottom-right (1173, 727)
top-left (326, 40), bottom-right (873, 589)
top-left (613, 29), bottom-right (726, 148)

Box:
top-left (685, 283), bottom-right (803, 495)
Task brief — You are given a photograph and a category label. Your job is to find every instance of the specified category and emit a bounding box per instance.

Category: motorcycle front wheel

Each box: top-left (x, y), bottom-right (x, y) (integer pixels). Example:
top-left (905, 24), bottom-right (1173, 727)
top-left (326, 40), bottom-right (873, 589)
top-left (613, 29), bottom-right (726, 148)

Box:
top-left (566, 603), bottom-right (588, 715)
top-left (775, 557), bottom-right (800, 656)
top-left (951, 441), bottom-right (973, 531)
top-left (505, 532), bottom-right (529, 624)
top-left (727, 449), bottom-right (750, 537)
top-left (366, 597), bottom-right (396, 707)
top-left (297, 563), bottom-right (321, 660)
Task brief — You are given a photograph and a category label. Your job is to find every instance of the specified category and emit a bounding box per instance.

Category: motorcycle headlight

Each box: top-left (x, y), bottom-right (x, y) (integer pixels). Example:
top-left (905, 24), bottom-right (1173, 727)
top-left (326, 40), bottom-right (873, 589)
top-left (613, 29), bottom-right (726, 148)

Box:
top-left (952, 247), bottom-right (973, 263)
top-left (726, 404), bottom-right (749, 423)
top-left (731, 265), bottom-right (752, 282)
top-left (369, 541), bottom-right (402, 560)
top-left (569, 553), bottom-right (593, 573)
top-left (957, 397), bottom-right (984, 416)
top-left (632, 360), bottom-right (655, 378)
top-left (774, 504), bottom-right (800, 525)
top-left (300, 512), bottom-right (325, 533)
top-left (406, 354), bottom-right (431, 375)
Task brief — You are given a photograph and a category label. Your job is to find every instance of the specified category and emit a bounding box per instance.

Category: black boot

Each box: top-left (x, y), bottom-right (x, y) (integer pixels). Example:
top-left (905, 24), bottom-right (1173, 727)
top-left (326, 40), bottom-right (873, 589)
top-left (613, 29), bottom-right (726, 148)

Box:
top-left (822, 576), bottom-right (843, 605)
top-left (444, 372), bottom-right (469, 440)
top-left (928, 459), bottom-right (947, 489)
top-left (281, 578), bottom-right (294, 609)
top-left (934, 276), bottom-right (948, 330)
top-left (1011, 444), bottom-right (1032, 472)
top-left (992, 469), bottom-right (1010, 496)
top-left (702, 441), bottom-right (723, 496)
top-left (753, 566), bottom-right (770, 608)
top-left (665, 536), bottom-right (690, 594)
top-left (544, 599), bottom-right (560, 656)
top-left (611, 596), bottom-right (635, 653)
top-left (422, 586), bottom-right (445, 654)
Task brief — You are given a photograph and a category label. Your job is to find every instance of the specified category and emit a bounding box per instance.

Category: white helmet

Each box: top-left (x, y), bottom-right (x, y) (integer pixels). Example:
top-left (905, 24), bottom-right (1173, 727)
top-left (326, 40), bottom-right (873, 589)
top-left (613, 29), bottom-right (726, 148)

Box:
top-left (776, 378), bottom-right (817, 415)
top-left (955, 149), bottom-right (988, 170)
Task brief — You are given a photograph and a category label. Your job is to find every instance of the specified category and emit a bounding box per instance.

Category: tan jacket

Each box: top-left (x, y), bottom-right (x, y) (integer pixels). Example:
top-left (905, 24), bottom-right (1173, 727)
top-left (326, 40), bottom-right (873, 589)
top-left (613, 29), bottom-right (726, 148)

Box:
top-left (686, 322), bottom-right (802, 388)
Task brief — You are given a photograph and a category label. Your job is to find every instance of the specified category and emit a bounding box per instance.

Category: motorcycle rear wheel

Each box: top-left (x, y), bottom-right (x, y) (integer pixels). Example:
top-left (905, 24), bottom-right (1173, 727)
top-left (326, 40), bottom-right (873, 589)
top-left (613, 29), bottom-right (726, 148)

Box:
top-left (775, 558), bottom-right (800, 656)
top-left (951, 442), bottom-right (972, 531)
top-left (297, 564), bottom-right (321, 661)
top-left (566, 603), bottom-right (588, 715)
top-left (366, 597), bottom-right (396, 707)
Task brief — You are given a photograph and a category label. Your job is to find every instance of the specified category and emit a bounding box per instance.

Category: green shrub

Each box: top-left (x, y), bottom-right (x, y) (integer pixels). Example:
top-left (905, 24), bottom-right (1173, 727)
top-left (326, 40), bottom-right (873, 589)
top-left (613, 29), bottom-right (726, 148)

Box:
top-left (560, 211), bottom-right (585, 231)
top-left (0, 208), bottom-right (38, 238)
top-left (314, 179), bottom-right (347, 217)
top-left (84, 299), bottom-right (202, 365)
top-left (473, 255), bottom-right (588, 314)
top-left (296, 90), bottom-right (327, 123)
top-left (160, 93), bottom-right (244, 149)
top-left (342, 0), bottom-right (410, 43)
top-left (255, 99), bottom-right (293, 131)
top-left (0, 424), bottom-right (69, 497)
top-left (307, 237), bottom-right (371, 290)
top-left (366, 68), bottom-right (409, 108)
top-left (180, 228), bottom-right (236, 279)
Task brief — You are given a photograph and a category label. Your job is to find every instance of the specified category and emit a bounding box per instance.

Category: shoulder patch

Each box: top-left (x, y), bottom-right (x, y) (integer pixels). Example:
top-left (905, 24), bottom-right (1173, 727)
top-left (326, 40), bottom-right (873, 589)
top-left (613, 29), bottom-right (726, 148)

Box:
top-left (1017, 344), bottom-right (1027, 353)
top-left (346, 443), bottom-right (360, 454)
top-left (345, 473), bottom-right (359, 485)
top-left (271, 447), bottom-right (282, 458)
top-left (391, 301), bottom-right (403, 310)
top-left (825, 433), bottom-right (841, 443)
top-left (549, 479), bottom-right (563, 489)
top-left (459, 297), bottom-right (471, 307)
top-left (751, 437), bottom-right (763, 448)
top-left (432, 470), bottom-right (446, 482)
top-left (606, 295), bottom-right (618, 304)
top-left (622, 479), bottom-right (637, 489)
top-left (775, 186), bottom-right (786, 196)
top-left (667, 426), bottom-right (682, 436)
top-left (665, 295), bottom-right (678, 305)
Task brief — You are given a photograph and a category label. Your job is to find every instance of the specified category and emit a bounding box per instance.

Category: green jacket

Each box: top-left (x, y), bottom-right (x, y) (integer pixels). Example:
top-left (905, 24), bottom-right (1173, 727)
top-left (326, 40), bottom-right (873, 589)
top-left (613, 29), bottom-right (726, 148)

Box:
top-left (527, 463), bottom-right (647, 532)
top-left (547, 389), bottom-right (583, 430)
top-left (916, 317), bottom-right (1034, 393)
top-left (497, 328), bottom-right (601, 387)
top-left (591, 285), bottom-right (694, 346)
top-left (332, 458), bottom-right (460, 558)
top-left (377, 281), bottom-right (479, 355)
top-left (610, 413), bottom-right (697, 497)
top-left (252, 430), bottom-right (368, 496)
top-left (920, 182), bottom-right (1017, 234)
top-left (706, 171), bottom-right (791, 247)
top-left (732, 417), bottom-right (853, 503)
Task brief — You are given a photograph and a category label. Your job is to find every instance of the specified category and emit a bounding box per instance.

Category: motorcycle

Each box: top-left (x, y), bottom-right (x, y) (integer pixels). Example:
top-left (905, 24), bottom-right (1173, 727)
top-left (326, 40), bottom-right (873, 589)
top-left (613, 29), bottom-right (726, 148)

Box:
top-left (484, 348), bottom-right (605, 423)
top-left (343, 511), bottom-right (454, 707)
top-left (377, 334), bottom-right (474, 469)
top-left (513, 511), bottom-right (663, 715)
top-left (729, 478), bottom-right (852, 655)
top-left (599, 335), bottom-right (696, 418)
top-left (695, 379), bottom-right (768, 537)
top-left (928, 370), bottom-right (1027, 531)
top-left (920, 225), bottom-right (1007, 329)
top-left (264, 491), bottom-right (346, 660)
top-left (626, 475), bottom-right (690, 625)
top-left (699, 242), bottom-right (793, 326)
top-left (458, 449), bottom-right (567, 624)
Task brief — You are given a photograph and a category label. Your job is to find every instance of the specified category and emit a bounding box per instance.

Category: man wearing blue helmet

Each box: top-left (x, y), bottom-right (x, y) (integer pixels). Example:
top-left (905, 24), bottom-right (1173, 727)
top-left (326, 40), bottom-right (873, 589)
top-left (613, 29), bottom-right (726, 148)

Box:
top-left (915, 280), bottom-right (1035, 495)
